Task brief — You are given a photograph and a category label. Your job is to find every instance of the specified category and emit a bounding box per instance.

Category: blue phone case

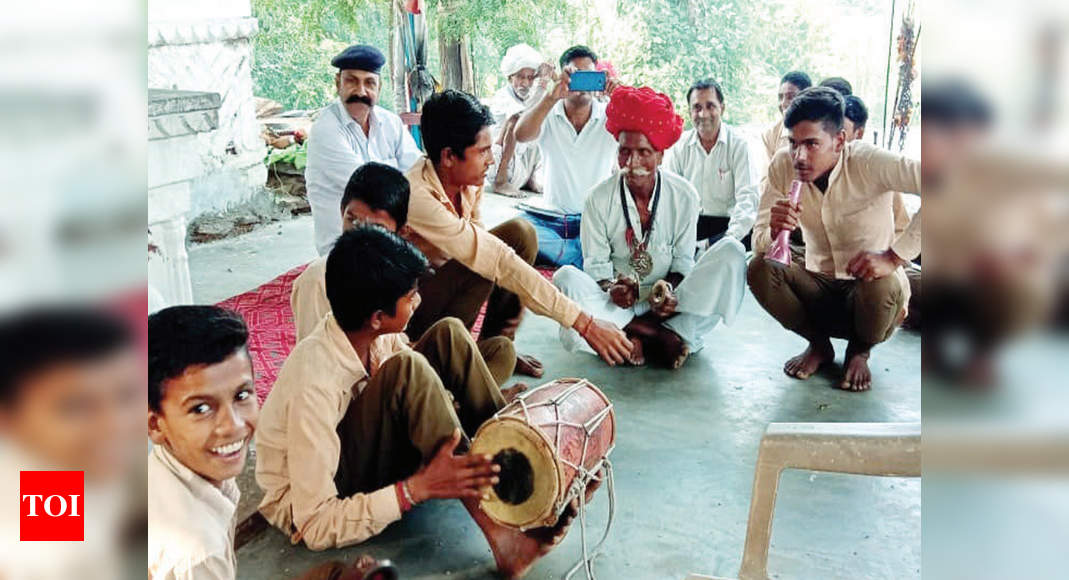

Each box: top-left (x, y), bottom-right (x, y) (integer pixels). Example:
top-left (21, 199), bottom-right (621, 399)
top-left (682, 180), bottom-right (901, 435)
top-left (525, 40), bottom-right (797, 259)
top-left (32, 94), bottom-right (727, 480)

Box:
top-left (569, 71), bottom-right (607, 92)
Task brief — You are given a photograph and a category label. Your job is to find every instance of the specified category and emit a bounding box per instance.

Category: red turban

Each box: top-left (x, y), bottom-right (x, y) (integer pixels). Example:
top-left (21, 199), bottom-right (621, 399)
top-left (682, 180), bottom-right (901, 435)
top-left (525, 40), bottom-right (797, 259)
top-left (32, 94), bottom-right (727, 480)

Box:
top-left (605, 86), bottom-right (684, 151)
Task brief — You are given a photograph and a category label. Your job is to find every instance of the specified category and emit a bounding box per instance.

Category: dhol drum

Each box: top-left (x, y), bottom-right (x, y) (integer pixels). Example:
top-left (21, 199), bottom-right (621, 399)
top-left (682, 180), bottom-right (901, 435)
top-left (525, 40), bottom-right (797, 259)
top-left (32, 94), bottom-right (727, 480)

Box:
top-left (471, 378), bottom-right (616, 531)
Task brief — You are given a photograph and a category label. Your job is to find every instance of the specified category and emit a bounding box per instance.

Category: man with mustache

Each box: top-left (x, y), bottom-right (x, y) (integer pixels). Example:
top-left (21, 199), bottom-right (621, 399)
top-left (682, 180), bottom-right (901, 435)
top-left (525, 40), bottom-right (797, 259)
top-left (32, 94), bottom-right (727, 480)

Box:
top-left (305, 44), bottom-right (423, 256)
top-left (762, 71), bottom-right (812, 161)
top-left (748, 87), bottom-right (921, 392)
top-left (553, 86), bottom-right (747, 368)
top-left (664, 78), bottom-right (759, 248)
top-left (485, 43), bottom-right (551, 198)
top-left (514, 45), bottom-right (620, 268)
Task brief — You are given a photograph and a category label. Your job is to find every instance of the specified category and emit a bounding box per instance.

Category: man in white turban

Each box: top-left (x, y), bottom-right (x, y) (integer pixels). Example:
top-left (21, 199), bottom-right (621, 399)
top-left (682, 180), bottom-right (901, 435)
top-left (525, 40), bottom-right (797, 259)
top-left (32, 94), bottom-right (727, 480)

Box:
top-left (486, 43), bottom-right (551, 197)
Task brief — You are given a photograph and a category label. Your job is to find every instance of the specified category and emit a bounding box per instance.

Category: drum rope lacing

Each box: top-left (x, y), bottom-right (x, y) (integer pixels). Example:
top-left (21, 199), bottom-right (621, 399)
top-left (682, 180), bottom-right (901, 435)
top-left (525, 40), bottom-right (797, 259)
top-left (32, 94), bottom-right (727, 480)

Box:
top-left (499, 379), bottom-right (617, 579)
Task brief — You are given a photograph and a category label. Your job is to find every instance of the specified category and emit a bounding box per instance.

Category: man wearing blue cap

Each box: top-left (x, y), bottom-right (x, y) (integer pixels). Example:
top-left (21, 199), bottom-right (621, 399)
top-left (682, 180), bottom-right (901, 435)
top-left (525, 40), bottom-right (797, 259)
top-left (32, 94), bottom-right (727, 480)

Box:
top-left (306, 44), bottom-right (424, 256)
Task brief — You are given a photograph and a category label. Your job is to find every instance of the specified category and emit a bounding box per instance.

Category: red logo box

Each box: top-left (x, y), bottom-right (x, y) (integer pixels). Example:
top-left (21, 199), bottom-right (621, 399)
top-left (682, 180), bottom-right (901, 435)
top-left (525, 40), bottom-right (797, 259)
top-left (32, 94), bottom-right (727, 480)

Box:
top-left (20, 471), bottom-right (84, 541)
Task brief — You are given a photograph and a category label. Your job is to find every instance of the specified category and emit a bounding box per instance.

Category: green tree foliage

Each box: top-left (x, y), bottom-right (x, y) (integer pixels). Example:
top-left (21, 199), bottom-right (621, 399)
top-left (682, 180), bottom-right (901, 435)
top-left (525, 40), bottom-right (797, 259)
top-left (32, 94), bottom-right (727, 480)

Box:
top-left (252, 0), bottom-right (890, 128)
top-left (252, 0), bottom-right (394, 110)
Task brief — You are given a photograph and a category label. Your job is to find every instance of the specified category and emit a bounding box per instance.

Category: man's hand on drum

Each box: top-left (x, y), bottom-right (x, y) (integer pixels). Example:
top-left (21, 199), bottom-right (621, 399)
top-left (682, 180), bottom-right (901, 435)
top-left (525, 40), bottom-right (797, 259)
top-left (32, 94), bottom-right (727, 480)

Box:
top-left (572, 312), bottom-right (632, 367)
top-left (406, 429), bottom-right (500, 503)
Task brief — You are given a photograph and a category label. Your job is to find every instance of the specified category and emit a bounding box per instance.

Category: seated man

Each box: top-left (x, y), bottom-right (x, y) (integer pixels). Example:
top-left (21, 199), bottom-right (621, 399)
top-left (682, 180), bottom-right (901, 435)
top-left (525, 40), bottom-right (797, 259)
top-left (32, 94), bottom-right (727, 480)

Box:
top-left (306, 44), bottom-right (423, 256)
top-left (553, 86), bottom-right (747, 369)
top-left (0, 308), bottom-right (142, 579)
top-left (291, 161), bottom-right (519, 387)
top-left (514, 45), bottom-right (620, 268)
top-left (256, 227), bottom-right (579, 577)
top-left (486, 43), bottom-right (550, 198)
top-left (664, 78), bottom-right (759, 248)
top-left (748, 87), bottom-right (921, 392)
top-left (404, 89), bottom-right (634, 371)
top-left (148, 305), bottom-right (385, 579)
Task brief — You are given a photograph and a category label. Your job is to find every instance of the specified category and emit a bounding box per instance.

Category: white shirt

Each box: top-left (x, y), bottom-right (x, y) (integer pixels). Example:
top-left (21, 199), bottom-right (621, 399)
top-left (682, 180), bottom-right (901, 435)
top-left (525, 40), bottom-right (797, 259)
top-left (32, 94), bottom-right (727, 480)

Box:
top-left (306, 101), bottom-right (423, 255)
top-left (581, 170), bottom-right (700, 298)
top-left (536, 100), bottom-right (618, 214)
top-left (148, 445), bottom-right (240, 580)
top-left (664, 125), bottom-right (759, 240)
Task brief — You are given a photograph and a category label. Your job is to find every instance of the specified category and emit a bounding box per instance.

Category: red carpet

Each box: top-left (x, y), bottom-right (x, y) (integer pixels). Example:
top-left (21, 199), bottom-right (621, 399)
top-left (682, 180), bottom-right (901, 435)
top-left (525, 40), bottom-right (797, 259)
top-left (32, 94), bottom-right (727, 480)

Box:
top-left (217, 264), bottom-right (557, 404)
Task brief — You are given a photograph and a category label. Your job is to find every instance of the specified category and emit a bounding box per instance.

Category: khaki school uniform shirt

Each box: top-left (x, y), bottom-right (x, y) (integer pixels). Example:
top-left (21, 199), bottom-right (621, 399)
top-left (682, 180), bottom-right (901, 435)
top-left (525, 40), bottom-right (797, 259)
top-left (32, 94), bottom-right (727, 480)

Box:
top-left (754, 141), bottom-right (921, 298)
top-left (256, 314), bottom-right (409, 550)
top-left (148, 445), bottom-right (240, 580)
top-left (761, 118), bottom-right (788, 161)
top-left (291, 257), bottom-right (329, 343)
top-left (405, 157), bottom-right (582, 328)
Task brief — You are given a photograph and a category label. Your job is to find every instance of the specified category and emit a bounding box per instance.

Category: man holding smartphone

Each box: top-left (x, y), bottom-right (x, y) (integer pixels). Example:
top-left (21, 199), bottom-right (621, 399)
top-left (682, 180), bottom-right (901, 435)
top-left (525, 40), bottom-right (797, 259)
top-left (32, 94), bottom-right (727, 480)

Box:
top-left (514, 45), bottom-right (620, 268)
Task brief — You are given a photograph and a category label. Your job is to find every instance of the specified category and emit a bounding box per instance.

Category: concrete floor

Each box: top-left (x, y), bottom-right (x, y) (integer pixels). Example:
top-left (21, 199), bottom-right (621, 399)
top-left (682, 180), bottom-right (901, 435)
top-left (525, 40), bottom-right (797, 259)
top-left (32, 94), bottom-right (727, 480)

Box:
top-left (189, 194), bottom-right (920, 580)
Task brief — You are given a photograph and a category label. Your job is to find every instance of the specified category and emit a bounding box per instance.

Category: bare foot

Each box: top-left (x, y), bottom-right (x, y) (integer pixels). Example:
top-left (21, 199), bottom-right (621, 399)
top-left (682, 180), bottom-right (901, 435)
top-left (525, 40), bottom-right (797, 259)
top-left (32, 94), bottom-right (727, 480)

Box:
top-left (515, 353), bottom-right (544, 378)
top-left (626, 313), bottom-right (687, 369)
top-left (464, 498), bottom-right (576, 579)
top-left (625, 336), bottom-right (645, 366)
top-left (501, 382), bottom-right (528, 403)
top-left (784, 340), bottom-right (834, 379)
top-left (493, 182), bottom-right (526, 198)
top-left (840, 347), bottom-right (872, 392)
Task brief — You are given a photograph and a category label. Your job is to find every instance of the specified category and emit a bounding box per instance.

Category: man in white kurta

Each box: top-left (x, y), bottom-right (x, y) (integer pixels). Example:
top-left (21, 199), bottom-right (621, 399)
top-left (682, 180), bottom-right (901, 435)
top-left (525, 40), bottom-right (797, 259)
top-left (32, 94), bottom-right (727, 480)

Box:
top-left (305, 44), bottom-right (423, 255)
top-left (552, 86), bottom-right (746, 368)
top-left (664, 79), bottom-right (759, 247)
top-left (485, 43), bottom-right (547, 197)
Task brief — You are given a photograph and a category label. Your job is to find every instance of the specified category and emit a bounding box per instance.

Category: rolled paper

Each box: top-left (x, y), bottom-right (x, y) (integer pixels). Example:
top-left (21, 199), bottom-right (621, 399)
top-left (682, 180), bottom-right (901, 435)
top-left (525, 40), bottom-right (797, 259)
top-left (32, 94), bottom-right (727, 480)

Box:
top-left (764, 180), bottom-right (803, 267)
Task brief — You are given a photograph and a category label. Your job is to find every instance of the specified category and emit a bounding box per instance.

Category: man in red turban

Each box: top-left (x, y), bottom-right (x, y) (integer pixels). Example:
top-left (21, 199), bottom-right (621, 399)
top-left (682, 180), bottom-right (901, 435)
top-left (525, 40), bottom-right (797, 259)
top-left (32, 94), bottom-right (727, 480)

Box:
top-left (552, 85), bottom-right (748, 369)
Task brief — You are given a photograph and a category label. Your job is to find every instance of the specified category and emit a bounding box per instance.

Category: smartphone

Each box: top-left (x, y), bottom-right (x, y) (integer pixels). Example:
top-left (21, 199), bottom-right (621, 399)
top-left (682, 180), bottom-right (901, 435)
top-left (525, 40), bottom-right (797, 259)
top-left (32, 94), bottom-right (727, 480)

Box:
top-left (568, 70), bottom-right (607, 92)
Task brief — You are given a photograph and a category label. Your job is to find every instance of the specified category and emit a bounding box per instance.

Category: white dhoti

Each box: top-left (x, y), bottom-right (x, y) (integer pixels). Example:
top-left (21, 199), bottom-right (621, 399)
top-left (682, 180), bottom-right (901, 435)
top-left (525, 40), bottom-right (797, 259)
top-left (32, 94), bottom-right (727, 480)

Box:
top-left (553, 237), bottom-right (747, 353)
top-left (487, 141), bottom-right (542, 191)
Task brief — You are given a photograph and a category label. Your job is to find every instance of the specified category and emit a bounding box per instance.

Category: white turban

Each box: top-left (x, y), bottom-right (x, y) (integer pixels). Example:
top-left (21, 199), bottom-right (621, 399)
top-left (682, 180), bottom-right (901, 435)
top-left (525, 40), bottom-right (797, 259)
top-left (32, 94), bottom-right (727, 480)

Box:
top-left (500, 44), bottom-right (543, 78)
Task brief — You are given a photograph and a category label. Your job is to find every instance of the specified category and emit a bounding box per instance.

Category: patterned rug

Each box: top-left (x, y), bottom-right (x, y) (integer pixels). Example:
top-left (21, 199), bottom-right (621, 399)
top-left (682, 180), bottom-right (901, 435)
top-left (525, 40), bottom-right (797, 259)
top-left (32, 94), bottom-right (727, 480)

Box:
top-left (217, 263), bottom-right (557, 404)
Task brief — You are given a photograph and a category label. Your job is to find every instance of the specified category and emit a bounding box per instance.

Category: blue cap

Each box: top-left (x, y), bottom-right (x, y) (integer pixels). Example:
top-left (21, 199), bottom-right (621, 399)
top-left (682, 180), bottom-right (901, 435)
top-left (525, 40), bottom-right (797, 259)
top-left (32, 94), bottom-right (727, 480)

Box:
top-left (331, 44), bottom-right (386, 74)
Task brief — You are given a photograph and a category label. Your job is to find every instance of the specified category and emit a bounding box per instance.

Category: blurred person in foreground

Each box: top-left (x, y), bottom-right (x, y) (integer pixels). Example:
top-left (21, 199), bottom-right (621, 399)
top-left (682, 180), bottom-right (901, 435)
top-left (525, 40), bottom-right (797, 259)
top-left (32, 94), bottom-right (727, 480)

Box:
top-left (0, 307), bottom-right (143, 579)
top-left (749, 87), bottom-right (921, 391)
top-left (148, 306), bottom-right (390, 580)
top-left (921, 78), bottom-right (1067, 386)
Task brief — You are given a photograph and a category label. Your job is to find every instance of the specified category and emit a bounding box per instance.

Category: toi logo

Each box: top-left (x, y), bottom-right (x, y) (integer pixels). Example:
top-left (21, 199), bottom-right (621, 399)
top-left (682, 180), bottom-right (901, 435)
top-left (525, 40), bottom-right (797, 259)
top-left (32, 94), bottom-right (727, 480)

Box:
top-left (20, 471), bottom-right (84, 541)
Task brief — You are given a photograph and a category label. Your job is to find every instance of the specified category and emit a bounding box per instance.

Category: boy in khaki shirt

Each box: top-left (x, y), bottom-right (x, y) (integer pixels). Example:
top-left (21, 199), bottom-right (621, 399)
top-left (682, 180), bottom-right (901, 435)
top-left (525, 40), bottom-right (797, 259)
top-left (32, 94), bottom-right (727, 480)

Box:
top-left (148, 306), bottom-right (385, 580)
top-left (404, 89), bottom-right (634, 370)
top-left (290, 162), bottom-right (519, 387)
top-left (749, 87), bottom-right (921, 392)
top-left (258, 227), bottom-right (581, 578)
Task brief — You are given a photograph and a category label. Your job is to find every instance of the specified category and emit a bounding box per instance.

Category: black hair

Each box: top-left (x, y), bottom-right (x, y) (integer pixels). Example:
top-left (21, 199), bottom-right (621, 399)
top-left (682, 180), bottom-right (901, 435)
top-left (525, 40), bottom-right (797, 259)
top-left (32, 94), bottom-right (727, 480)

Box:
top-left (341, 162), bottom-right (411, 230)
top-left (325, 226), bottom-right (429, 332)
top-left (148, 306), bottom-right (249, 412)
top-left (559, 45), bottom-right (598, 69)
top-left (921, 77), bottom-right (993, 128)
top-left (780, 71), bottom-right (812, 91)
top-left (784, 87), bottom-right (845, 133)
top-left (843, 95), bottom-right (869, 128)
top-left (0, 306), bottom-right (132, 406)
top-left (420, 89), bottom-right (494, 166)
top-left (686, 78), bottom-right (725, 107)
top-left (819, 76), bottom-right (853, 96)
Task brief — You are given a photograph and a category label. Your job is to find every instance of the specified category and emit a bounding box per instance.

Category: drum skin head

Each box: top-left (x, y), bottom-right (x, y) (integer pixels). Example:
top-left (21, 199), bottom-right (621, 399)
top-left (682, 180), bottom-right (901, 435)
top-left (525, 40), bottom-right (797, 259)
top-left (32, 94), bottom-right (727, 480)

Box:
top-left (471, 416), bottom-right (561, 529)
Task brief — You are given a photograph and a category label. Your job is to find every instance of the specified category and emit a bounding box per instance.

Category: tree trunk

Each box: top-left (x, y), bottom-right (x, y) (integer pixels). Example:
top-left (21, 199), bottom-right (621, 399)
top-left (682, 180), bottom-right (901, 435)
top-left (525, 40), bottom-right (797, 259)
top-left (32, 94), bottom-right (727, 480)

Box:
top-left (390, 0), bottom-right (407, 112)
top-left (436, 2), bottom-right (475, 94)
